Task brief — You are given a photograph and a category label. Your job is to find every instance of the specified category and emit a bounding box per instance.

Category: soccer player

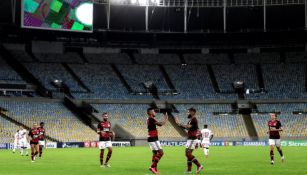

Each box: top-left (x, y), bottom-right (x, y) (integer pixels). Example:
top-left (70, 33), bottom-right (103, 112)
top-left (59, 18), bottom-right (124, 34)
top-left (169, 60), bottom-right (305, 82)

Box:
top-left (200, 124), bottom-right (214, 159)
top-left (19, 127), bottom-right (29, 156)
top-left (147, 108), bottom-right (168, 174)
top-left (268, 113), bottom-right (284, 165)
top-left (97, 113), bottom-right (115, 168)
top-left (37, 122), bottom-right (46, 158)
top-left (28, 123), bottom-right (40, 162)
top-left (175, 108), bottom-right (203, 174)
top-left (12, 130), bottom-right (20, 154)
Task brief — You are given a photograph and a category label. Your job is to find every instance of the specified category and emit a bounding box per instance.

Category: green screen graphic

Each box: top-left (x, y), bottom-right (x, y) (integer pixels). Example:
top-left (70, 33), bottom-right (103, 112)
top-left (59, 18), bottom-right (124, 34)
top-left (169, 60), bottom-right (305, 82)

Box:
top-left (22, 0), bottom-right (93, 32)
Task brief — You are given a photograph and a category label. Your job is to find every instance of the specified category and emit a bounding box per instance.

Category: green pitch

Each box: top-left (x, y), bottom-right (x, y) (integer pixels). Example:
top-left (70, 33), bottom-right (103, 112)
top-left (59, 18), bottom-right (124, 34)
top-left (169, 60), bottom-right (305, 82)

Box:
top-left (0, 147), bottom-right (306, 175)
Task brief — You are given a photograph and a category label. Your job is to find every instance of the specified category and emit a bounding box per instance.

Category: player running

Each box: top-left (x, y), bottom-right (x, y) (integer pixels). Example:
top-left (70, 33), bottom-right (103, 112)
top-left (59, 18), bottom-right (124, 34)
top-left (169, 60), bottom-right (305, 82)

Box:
top-left (268, 113), bottom-right (284, 165)
top-left (12, 130), bottom-right (20, 154)
top-left (200, 124), bottom-right (214, 159)
top-left (147, 108), bottom-right (168, 174)
top-left (37, 122), bottom-right (46, 158)
top-left (19, 127), bottom-right (29, 156)
top-left (97, 113), bottom-right (115, 168)
top-left (28, 123), bottom-right (40, 162)
top-left (175, 108), bottom-right (203, 174)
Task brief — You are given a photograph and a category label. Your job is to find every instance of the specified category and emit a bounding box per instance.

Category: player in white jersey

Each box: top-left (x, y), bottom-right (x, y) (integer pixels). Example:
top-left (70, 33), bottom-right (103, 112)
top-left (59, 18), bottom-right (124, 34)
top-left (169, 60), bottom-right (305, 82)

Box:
top-left (13, 130), bottom-right (20, 153)
top-left (200, 124), bottom-right (214, 159)
top-left (18, 127), bottom-right (29, 156)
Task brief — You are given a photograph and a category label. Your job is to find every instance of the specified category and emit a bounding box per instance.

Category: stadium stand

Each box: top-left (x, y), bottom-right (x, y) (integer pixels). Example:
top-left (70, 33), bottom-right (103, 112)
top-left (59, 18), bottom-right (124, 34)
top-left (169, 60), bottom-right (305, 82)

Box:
top-left (175, 104), bottom-right (249, 140)
top-left (33, 52), bottom-right (83, 63)
top-left (261, 64), bottom-right (306, 99)
top-left (0, 56), bottom-right (25, 84)
top-left (23, 63), bottom-right (86, 92)
top-left (252, 104), bottom-right (307, 139)
top-left (285, 52), bottom-right (307, 63)
top-left (92, 104), bottom-right (182, 139)
top-left (163, 65), bottom-right (236, 99)
top-left (84, 53), bottom-right (132, 64)
top-left (183, 54), bottom-right (230, 64)
top-left (212, 64), bottom-right (259, 93)
top-left (0, 100), bottom-right (97, 142)
top-left (0, 117), bottom-right (20, 144)
top-left (117, 65), bottom-right (170, 91)
top-left (9, 50), bottom-right (34, 63)
top-left (134, 54), bottom-right (181, 65)
top-left (234, 53), bottom-right (280, 63)
top-left (68, 64), bottom-right (149, 99)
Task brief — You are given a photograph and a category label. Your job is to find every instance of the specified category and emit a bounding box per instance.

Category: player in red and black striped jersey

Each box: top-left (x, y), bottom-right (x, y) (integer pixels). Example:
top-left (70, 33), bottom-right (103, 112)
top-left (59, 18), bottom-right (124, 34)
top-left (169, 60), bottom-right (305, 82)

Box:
top-left (28, 123), bottom-right (40, 162)
top-left (37, 122), bottom-right (46, 158)
top-left (97, 113), bottom-right (115, 168)
top-left (147, 108), bottom-right (168, 174)
top-left (268, 113), bottom-right (284, 164)
top-left (175, 108), bottom-right (203, 174)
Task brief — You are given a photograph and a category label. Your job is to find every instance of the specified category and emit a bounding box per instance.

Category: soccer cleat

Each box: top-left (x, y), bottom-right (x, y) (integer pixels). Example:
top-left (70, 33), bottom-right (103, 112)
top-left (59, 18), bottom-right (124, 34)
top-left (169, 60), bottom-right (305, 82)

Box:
top-left (154, 168), bottom-right (160, 174)
top-left (104, 163), bottom-right (111, 168)
top-left (100, 165), bottom-right (105, 168)
top-left (31, 161), bottom-right (35, 163)
top-left (196, 165), bottom-right (203, 174)
top-left (149, 167), bottom-right (159, 174)
top-left (271, 160), bottom-right (274, 165)
top-left (184, 171), bottom-right (192, 174)
top-left (281, 156), bottom-right (285, 163)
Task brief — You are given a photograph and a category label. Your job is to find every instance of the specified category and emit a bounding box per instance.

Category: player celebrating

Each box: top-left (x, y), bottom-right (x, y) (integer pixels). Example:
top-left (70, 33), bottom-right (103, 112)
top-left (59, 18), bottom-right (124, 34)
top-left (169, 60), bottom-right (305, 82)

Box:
top-left (97, 113), bottom-right (115, 168)
top-left (37, 122), bottom-right (46, 158)
top-left (268, 113), bottom-right (284, 165)
top-left (19, 127), bottom-right (29, 156)
top-left (200, 124), bottom-right (214, 159)
top-left (175, 108), bottom-right (203, 174)
top-left (147, 108), bottom-right (168, 174)
top-left (12, 130), bottom-right (20, 154)
top-left (28, 123), bottom-right (40, 162)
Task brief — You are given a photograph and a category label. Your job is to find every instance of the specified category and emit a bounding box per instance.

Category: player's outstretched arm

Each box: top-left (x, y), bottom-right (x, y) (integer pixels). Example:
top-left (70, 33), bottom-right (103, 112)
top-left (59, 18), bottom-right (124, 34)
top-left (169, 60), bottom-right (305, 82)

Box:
top-left (175, 116), bottom-right (191, 129)
top-left (155, 113), bottom-right (168, 126)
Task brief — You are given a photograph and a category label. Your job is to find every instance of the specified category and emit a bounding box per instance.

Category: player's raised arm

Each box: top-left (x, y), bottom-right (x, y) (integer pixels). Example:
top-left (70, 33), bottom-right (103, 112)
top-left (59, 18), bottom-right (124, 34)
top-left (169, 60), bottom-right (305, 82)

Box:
top-left (175, 116), bottom-right (192, 129)
top-left (155, 112), bottom-right (168, 126)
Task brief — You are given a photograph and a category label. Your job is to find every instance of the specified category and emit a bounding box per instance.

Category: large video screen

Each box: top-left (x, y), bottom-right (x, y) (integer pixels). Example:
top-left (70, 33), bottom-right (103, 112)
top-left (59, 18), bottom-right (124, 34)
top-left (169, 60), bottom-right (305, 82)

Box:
top-left (22, 0), bottom-right (93, 32)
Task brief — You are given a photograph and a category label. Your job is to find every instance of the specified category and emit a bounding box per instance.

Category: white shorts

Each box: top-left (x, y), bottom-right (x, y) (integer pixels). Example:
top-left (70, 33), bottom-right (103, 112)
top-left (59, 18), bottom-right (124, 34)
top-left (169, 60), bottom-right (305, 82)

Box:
top-left (98, 141), bottom-right (112, 149)
top-left (186, 139), bottom-right (199, 150)
top-left (13, 140), bottom-right (20, 149)
top-left (201, 141), bottom-right (211, 148)
top-left (269, 139), bottom-right (281, 146)
top-left (19, 139), bottom-right (28, 148)
top-left (39, 141), bottom-right (45, 146)
top-left (148, 141), bottom-right (162, 151)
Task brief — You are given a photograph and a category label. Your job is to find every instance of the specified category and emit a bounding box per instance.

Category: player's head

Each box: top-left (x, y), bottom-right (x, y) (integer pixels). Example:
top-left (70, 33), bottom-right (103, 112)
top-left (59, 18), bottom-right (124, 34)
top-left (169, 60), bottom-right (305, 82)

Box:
top-left (102, 113), bottom-right (109, 121)
top-left (33, 123), bottom-right (38, 129)
top-left (270, 113), bottom-right (277, 120)
top-left (204, 124), bottom-right (208, 129)
top-left (147, 107), bottom-right (156, 117)
top-left (40, 122), bottom-right (44, 127)
top-left (187, 108), bottom-right (196, 118)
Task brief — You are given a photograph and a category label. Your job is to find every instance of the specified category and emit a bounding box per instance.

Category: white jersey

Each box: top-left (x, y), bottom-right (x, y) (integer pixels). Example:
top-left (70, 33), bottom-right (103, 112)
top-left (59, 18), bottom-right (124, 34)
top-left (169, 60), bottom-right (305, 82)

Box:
top-left (18, 129), bottom-right (28, 141)
top-left (14, 132), bottom-right (21, 142)
top-left (201, 128), bottom-right (213, 143)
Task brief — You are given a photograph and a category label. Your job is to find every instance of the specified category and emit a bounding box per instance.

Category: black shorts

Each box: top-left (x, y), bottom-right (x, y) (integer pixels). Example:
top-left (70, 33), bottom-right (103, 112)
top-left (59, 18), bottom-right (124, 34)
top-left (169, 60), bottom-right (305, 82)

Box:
top-left (30, 142), bottom-right (38, 145)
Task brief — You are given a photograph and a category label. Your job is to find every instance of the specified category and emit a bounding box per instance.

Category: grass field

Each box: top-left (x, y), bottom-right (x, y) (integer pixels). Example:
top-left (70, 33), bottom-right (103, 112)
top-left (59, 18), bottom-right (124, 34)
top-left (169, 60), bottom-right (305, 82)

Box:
top-left (0, 146), bottom-right (306, 175)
